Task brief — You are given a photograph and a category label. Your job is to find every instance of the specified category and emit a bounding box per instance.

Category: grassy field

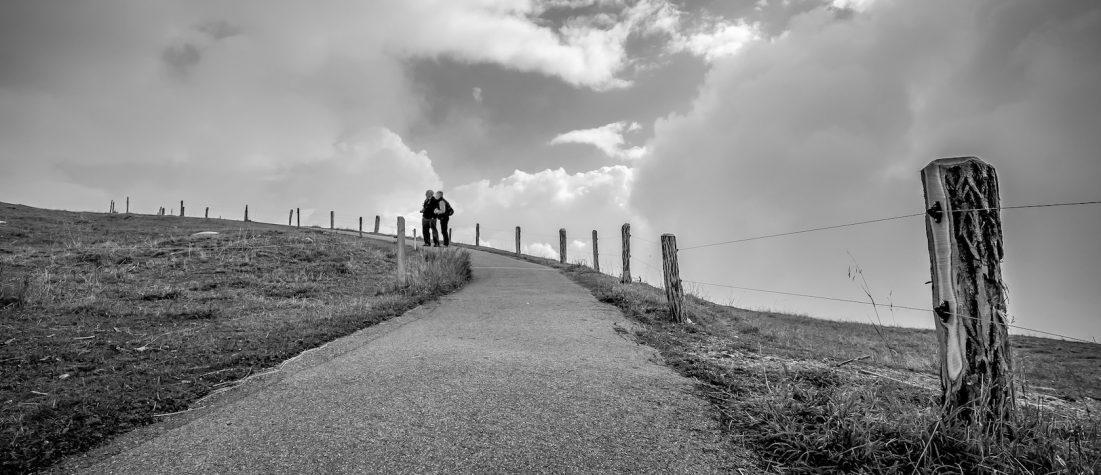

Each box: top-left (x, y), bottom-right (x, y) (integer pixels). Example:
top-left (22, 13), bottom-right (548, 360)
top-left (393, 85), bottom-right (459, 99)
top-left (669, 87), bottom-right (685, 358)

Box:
top-left (468, 246), bottom-right (1101, 473)
top-left (0, 203), bottom-right (471, 474)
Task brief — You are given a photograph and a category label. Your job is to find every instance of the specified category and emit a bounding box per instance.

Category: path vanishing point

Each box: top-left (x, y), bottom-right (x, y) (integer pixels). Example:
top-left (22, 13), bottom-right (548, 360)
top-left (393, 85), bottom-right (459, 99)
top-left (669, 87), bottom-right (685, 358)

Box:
top-left (77, 241), bottom-right (740, 474)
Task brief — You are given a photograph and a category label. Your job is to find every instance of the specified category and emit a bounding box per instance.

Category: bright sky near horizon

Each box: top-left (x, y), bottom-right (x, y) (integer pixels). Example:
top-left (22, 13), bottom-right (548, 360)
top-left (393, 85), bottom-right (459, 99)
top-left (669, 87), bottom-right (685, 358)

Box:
top-left (2, 0), bottom-right (1099, 341)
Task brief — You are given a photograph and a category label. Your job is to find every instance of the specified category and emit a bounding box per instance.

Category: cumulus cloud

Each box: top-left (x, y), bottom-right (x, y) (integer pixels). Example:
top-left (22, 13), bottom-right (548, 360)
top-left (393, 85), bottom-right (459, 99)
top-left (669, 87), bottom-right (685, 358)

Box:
top-left (548, 121), bottom-right (647, 160)
top-left (633, 0), bottom-right (1101, 338)
top-left (448, 166), bottom-right (637, 269)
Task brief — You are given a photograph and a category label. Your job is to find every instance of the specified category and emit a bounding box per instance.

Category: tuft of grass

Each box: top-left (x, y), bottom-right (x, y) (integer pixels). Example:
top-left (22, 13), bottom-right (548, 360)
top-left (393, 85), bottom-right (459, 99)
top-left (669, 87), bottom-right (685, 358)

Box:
top-left (0, 203), bottom-right (472, 474)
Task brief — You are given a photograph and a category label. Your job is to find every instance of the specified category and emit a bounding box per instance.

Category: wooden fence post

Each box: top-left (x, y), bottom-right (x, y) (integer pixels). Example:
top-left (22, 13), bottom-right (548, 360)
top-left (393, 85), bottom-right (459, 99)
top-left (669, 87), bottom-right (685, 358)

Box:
top-left (661, 234), bottom-right (686, 324)
top-left (288, 209), bottom-right (293, 226)
top-left (559, 228), bottom-right (567, 264)
top-left (374, 215), bottom-right (380, 233)
top-left (359, 217), bottom-right (363, 237)
top-left (449, 228), bottom-right (453, 245)
top-left (396, 217), bottom-right (407, 286)
top-left (297, 208), bottom-right (301, 228)
top-left (109, 200), bottom-right (115, 213)
top-left (621, 223), bottom-right (631, 283)
top-left (592, 230), bottom-right (600, 272)
top-left (180, 201), bottom-right (185, 217)
top-left (330, 211), bottom-right (334, 230)
top-left (205, 207), bottom-right (209, 219)
top-left (515, 226), bottom-right (521, 255)
top-left (125, 197), bottom-right (129, 214)
top-left (921, 156), bottom-right (1014, 427)
top-left (476, 223), bottom-right (480, 247)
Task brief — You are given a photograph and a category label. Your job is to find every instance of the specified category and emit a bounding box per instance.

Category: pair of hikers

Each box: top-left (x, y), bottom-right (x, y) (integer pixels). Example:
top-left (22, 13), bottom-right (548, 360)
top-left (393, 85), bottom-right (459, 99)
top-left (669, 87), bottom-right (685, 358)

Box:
top-left (420, 190), bottom-right (453, 247)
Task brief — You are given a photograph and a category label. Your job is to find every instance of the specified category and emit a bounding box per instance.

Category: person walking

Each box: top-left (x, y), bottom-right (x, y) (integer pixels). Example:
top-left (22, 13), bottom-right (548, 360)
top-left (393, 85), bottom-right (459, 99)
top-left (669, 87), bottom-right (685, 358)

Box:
top-left (421, 189), bottom-right (440, 247)
top-left (434, 191), bottom-right (453, 247)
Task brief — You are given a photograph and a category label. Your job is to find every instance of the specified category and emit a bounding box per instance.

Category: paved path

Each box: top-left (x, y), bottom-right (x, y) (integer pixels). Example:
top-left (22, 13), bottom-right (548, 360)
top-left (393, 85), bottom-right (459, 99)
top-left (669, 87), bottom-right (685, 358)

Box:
top-left (83, 247), bottom-right (738, 474)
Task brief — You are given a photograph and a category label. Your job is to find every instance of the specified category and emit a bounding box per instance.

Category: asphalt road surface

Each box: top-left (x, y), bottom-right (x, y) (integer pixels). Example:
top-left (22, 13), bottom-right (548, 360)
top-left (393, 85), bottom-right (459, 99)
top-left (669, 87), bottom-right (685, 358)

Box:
top-left (81, 245), bottom-right (741, 474)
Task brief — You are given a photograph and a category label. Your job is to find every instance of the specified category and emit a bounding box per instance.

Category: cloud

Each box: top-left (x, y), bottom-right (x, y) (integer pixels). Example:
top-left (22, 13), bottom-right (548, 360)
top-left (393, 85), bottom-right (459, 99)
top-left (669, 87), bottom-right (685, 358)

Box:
top-left (548, 121), bottom-right (647, 160)
top-left (632, 0), bottom-right (1101, 338)
top-left (675, 21), bottom-right (760, 62)
top-left (472, 86), bottom-right (483, 103)
top-left (447, 165), bottom-right (638, 269)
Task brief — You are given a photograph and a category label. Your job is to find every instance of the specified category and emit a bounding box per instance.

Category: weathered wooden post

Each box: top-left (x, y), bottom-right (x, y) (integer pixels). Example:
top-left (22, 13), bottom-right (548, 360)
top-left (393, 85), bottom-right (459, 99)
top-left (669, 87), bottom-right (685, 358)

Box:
top-left (475, 223), bottom-right (481, 247)
top-left (205, 207), bottom-right (209, 219)
top-left (125, 197), bottom-right (129, 214)
top-left (244, 205), bottom-right (249, 222)
top-left (330, 211), bottom-right (334, 230)
top-left (296, 208), bottom-right (300, 228)
top-left (661, 234), bottom-right (686, 323)
top-left (180, 201), bottom-right (185, 217)
top-left (592, 230), bottom-right (600, 272)
top-left (396, 217), bottom-right (407, 286)
top-left (921, 156), bottom-right (1014, 428)
top-left (620, 223), bottom-right (631, 283)
top-left (357, 217), bottom-right (362, 237)
top-left (374, 215), bottom-right (380, 233)
top-left (559, 229), bottom-right (567, 264)
top-left (449, 228), bottom-right (453, 245)
top-left (515, 226), bottom-right (521, 255)
top-left (288, 209), bottom-right (293, 226)
top-left (109, 200), bottom-right (114, 213)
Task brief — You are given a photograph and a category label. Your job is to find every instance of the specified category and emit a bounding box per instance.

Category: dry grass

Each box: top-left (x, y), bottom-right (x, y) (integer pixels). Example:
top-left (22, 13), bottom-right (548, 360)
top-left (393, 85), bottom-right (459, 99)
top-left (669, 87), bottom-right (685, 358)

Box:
top-left (0, 203), bottom-right (471, 474)
top-left (503, 254), bottom-right (1101, 473)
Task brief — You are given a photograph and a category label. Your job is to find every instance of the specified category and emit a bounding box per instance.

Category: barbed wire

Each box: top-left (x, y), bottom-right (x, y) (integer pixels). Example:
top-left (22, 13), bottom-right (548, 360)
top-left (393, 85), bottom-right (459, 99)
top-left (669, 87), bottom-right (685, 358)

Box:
top-left (682, 279), bottom-right (1097, 344)
top-left (678, 199), bottom-right (1101, 252)
top-left (679, 212), bottom-right (924, 251)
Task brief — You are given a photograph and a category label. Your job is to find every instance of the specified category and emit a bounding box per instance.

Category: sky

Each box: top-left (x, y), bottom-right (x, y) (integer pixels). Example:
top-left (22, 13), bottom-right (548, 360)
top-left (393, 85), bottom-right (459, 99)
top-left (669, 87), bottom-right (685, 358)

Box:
top-left (2, 0), bottom-right (1099, 341)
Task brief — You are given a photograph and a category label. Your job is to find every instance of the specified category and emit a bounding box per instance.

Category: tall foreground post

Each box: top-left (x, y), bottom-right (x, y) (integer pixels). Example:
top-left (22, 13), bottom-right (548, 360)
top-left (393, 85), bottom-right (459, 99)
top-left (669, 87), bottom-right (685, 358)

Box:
top-left (476, 223), bottom-right (481, 247)
top-left (374, 215), bottom-right (380, 233)
top-left (330, 211), bottom-right (334, 230)
top-left (396, 217), bottom-right (407, 286)
top-left (180, 201), bottom-right (185, 217)
top-left (205, 207), bottom-right (209, 219)
top-left (244, 205), bottom-right (249, 222)
top-left (661, 234), bottom-right (686, 323)
top-left (515, 226), bottom-right (521, 255)
top-left (125, 197), bottom-right (129, 214)
top-left (592, 230), bottom-right (600, 273)
top-left (921, 156), bottom-right (1013, 427)
top-left (559, 229), bottom-right (567, 264)
top-left (296, 208), bottom-right (301, 228)
top-left (620, 223), bottom-right (631, 283)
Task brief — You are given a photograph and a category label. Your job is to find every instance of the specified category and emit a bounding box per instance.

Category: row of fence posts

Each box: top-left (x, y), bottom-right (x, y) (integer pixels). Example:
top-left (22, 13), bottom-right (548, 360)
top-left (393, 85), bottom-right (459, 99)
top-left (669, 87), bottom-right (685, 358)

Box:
top-left (111, 156), bottom-right (1008, 428)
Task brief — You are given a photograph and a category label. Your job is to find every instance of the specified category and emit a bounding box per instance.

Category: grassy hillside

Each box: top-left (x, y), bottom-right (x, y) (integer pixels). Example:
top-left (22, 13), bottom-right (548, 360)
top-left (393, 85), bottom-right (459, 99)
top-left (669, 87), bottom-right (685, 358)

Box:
top-left (473, 247), bottom-right (1100, 473)
top-left (0, 203), bottom-right (471, 474)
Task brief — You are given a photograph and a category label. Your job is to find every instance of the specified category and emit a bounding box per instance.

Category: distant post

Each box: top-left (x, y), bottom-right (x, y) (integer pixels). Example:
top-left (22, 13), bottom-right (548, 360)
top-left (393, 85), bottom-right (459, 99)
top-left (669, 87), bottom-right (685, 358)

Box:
top-left (359, 217), bottom-right (363, 237)
top-left (288, 209), bottom-right (293, 226)
top-left (125, 197), bottom-right (129, 214)
top-left (205, 207), bottom-right (209, 219)
top-left (921, 156), bottom-right (1014, 427)
top-left (620, 223), bottom-right (631, 283)
top-left (475, 223), bottom-right (480, 247)
top-left (592, 230), bottom-right (600, 272)
top-left (374, 215), bottom-right (380, 234)
top-left (661, 234), bottom-right (686, 323)
top-left (559, 228), bottom-right (567, 264)
top-left (449, 228), bottom-right (453, 245)
top-left (109, 200), bottom-right (115, 213)
top-left (330, 211), bottom-right (334, 230)
top-left (296, 208), bottom-right (300, 228)
top-left (515, 226), bottom-right (521, 255)
top-left (396, 217), bottom-right (407, 286)
top-left (180, 201), bottom-right (185, 217)
top-left (244, 205), bottom-right (249, 222)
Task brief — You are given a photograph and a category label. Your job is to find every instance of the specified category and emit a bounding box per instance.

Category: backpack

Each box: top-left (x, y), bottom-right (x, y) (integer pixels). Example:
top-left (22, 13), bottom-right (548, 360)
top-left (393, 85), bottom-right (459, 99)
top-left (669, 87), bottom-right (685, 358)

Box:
top-left (443, 199), bottom-right (455, 217)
